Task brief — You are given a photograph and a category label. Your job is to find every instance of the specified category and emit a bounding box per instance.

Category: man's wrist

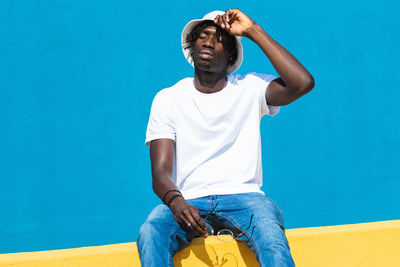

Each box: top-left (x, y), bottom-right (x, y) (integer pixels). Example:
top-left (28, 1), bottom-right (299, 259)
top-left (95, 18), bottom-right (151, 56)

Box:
top-left (166, 194), bottom-right (183, 207)
top-left (168, 195), bottom-right (185, 209)
top-left (162, 189), bottom-right (182, 204)
top-left (244, 23), bottom-right (264, 40)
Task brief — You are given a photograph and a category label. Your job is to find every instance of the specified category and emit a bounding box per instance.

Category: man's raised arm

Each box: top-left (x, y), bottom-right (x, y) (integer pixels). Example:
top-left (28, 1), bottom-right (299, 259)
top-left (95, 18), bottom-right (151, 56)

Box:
top-left (214, 9), bottom-right (314, 106)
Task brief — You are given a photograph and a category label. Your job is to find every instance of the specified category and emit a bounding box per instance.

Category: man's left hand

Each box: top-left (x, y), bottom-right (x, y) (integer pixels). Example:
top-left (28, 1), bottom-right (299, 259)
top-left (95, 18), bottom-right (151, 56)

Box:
top-left (214, 9), bottom-right (255, 37)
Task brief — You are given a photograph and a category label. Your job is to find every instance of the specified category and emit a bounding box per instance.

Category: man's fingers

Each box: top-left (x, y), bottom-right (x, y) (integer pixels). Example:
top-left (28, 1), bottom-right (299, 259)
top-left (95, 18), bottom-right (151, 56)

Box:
top-left (218, 16), bottom-right (227, 29)
top-left (173, 203), bottom-right (208, 237)
top-left (229, 11), bottom-right (238, 25)
top-left (225, 10), bottom-right (230, 23)
top-left (195, 215), bottom-right (207, 231)
top-left (215, 13), bottom-right (236, 31)
top-left (217, 16), bottom-right (225, 29)
top-left (183, 208), bottom-right (208, 237)
top-left (230, 8), bottom-right (240, 17)
top-left (224, 10), bottom-right (230, 26)
top-left (214, 15), bottom-right (221, 26)
top-left (192, 212), bottom-right (208, 237)
top-left (187, 217), bottom-right (207, 237)
top-left (213, 15), bottom-right (218, 24)
top-left (222, 14), bottom-right (230, 29)
top-left (177, 214), bottom-right (189, 227)
top-left (192, 212), bottom-right (207, 234)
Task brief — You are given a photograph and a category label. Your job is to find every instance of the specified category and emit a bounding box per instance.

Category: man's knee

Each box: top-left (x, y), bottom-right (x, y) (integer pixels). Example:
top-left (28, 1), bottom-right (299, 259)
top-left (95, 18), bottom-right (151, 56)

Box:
top-left (137, 221), bottom-right (156, 246)
top-left (251, 223), bottom-right (294, 266)
top-left (137, 205), bottom-right (171, 245)
top-left (254, 240), bottom-right (294, 267)
top-left (252, 222), bottom-right (290, 249)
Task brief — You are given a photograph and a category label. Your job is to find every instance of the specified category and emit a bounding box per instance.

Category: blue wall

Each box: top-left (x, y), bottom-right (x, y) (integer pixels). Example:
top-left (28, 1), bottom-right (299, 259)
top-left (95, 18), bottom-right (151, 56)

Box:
top-left (1, 0), bottom-right (399, 253)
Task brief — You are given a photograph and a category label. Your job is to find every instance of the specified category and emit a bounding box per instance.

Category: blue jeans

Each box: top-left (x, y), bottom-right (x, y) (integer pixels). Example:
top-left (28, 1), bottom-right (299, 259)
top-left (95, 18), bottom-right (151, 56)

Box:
top-left (137, 193), bottom-right (295, 267)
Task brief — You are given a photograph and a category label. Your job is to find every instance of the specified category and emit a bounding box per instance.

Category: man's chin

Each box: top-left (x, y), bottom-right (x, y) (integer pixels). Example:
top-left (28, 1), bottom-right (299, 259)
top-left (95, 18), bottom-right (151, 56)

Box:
top-left (194, 60), bottom-right (216, 71)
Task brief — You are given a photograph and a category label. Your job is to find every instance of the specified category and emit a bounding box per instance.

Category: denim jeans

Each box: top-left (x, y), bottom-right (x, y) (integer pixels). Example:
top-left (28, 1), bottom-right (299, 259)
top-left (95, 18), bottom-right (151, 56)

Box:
top-left (137, 192), bottom-right (295, 267)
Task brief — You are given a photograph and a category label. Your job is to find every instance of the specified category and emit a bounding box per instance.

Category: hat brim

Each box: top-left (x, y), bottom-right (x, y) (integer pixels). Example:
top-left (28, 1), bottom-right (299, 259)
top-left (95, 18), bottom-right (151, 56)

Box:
top-left (181, 12), bottom-right (243, 74)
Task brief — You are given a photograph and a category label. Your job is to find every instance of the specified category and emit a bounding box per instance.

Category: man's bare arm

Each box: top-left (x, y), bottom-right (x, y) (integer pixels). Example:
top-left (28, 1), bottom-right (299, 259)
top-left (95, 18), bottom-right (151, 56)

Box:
top-left (215, 9), bottom-right (314, 106)
top-left (150, 139), bottom-right (177, 199)
top-left (150, 139), bottom-right (208, 237)
top-left (245, 24), bottom-right (314, 106)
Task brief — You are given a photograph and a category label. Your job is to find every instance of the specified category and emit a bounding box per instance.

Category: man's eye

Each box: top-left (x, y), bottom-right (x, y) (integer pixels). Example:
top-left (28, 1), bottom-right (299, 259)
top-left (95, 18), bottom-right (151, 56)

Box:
top-left (199, 34), bottom-right (206, 39)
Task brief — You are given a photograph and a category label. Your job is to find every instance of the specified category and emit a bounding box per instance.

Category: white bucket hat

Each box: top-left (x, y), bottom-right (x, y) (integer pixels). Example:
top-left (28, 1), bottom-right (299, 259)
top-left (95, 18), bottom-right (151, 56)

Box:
top-left (181, 10), bottom-right (243, 74)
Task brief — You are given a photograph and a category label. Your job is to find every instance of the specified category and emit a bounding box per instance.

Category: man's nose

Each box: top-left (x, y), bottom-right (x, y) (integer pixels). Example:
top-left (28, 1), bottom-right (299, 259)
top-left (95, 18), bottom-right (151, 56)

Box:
top-left (203, 36), bottom-right (215, 49)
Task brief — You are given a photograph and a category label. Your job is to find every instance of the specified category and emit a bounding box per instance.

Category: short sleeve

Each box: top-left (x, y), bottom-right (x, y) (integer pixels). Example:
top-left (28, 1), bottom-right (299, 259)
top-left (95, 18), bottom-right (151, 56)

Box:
top-left (145, 91), bottom-right (176, 146)
top-left (247, 73), bottom-right (280, 117)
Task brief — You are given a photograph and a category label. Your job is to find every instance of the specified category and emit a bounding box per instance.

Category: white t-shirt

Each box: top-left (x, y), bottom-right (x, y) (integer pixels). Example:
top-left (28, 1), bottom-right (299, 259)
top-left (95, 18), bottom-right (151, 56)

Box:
top-left (145, 73), bottom-right (279, 199)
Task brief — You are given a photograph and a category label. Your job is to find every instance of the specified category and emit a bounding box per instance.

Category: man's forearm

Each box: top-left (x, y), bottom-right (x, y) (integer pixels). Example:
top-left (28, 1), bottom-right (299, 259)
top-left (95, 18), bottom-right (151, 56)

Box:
top-left (152, 172), bottom-right (181, 205)
top-left (245, 24), bottom-right (314, 93)
top-left (150, 139), bottom-right (182, 205)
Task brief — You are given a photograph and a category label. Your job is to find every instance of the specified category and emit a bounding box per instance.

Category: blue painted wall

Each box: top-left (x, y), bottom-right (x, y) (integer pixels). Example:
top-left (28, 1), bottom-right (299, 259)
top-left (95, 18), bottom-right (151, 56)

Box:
top-left (0, 0), bottom-right (399, 253)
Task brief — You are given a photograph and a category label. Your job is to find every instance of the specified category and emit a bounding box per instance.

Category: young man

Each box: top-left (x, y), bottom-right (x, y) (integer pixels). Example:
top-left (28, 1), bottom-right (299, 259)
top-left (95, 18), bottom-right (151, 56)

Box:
top-left (138, 9), bottom-right (314, 267)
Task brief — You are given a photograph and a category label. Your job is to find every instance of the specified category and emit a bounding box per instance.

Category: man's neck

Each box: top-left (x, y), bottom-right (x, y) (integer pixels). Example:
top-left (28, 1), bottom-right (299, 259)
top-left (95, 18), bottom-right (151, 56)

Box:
top-left (194, 69), bottom-right (228, 94)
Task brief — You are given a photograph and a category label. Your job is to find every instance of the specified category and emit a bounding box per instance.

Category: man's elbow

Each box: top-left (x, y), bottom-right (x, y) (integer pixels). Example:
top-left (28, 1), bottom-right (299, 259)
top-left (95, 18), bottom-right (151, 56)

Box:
top-left (306, 74), bottom-right (315, 91)
top-left (295, 74), bottom-right (315, 97)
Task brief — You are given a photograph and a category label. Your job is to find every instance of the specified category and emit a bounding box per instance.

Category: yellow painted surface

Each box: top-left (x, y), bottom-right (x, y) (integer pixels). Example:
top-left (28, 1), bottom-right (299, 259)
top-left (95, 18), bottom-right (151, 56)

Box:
top-left (174, 236), bottom-right (258, 266)
top-left (287, 220), bottom-right (400, 267)
top-left (0, 243), bottom-right (141, 267)
top-left (1, 220), bottom-right (399, 266)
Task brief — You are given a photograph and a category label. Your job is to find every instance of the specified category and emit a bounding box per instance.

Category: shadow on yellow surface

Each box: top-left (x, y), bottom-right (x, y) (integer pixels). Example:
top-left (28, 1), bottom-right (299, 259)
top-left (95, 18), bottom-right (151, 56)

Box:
top-left (174, 236), bottom-right (258, 266)
top-left (1, 220), bottom-right (399, 266)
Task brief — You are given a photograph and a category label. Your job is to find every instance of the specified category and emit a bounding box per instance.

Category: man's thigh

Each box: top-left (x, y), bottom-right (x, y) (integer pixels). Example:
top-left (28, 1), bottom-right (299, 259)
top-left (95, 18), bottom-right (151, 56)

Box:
top-left (215, 193), bottom-right (284, 229)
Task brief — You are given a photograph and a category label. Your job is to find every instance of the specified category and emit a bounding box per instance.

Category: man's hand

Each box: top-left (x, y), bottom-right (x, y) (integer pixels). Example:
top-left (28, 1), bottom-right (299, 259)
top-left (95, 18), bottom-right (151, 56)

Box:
top-left (169, 196), bottom-right (208, 237)
top-left (214, 9), bottom-right (255, 37)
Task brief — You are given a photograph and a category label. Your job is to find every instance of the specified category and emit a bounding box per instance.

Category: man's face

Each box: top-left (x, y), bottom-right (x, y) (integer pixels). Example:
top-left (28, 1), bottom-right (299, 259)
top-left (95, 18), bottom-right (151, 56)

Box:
top-left (192, 25), bottom-right (231, 73)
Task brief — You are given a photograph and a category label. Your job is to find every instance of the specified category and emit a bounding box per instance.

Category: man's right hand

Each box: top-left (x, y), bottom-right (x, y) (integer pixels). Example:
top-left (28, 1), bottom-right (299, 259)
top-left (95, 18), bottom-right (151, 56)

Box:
top-left (169, 196), bottom-right (209, 237)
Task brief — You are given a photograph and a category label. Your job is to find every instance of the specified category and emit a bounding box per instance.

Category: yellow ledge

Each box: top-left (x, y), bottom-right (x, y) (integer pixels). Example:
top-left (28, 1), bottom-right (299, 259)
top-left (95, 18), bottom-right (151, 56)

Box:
top-left (1, 220), bottom-right (399, 266)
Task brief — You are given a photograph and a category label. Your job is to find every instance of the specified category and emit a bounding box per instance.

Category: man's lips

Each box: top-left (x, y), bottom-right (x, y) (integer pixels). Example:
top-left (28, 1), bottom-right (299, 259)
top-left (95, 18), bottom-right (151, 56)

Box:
top-left (198, 49), bottom-right (214, 59)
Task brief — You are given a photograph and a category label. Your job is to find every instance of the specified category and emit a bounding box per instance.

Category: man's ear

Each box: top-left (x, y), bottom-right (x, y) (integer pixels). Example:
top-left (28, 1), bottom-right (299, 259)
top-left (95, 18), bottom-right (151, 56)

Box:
top-left (228, 55), bottom-right (234, 65)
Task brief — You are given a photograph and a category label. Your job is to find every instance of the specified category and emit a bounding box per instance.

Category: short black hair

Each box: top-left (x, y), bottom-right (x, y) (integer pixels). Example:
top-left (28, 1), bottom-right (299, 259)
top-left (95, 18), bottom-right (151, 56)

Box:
top-left (185, 20), bottom-right (238, 66)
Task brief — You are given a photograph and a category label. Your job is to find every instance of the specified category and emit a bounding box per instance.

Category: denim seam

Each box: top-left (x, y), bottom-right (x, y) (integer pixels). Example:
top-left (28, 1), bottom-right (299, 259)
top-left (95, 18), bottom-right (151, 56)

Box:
top-left (168, 225), bottom-right (184, 267)
top-left (215, 211), bottom-right (261, 263)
